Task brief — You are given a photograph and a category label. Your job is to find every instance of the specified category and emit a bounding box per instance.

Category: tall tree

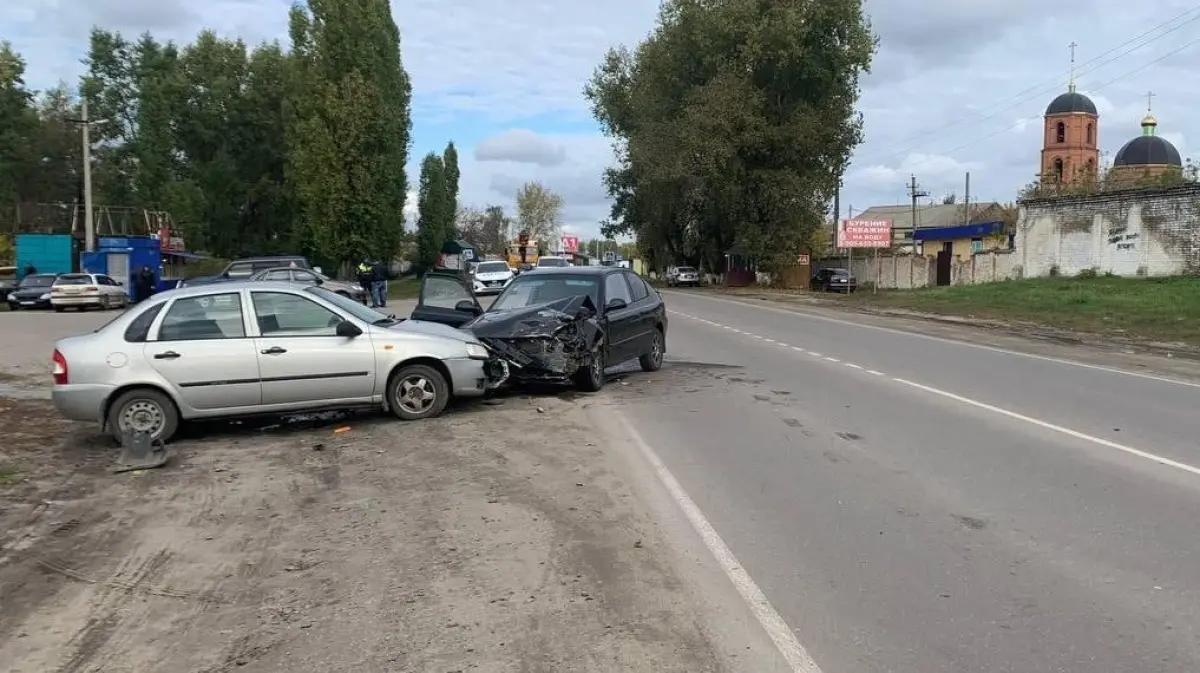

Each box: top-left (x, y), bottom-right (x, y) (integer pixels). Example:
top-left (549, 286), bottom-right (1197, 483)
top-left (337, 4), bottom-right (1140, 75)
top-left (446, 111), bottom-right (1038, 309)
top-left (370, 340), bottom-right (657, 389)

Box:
top-left (584, 0), bottom-right (875, 273)
top-left (0, 41), bottom-right (39, 207)
top-left (514, 181), bottom-right (563, 244)
top-left (442, 141), bottom-right (459, 211)
top-left (286, 0), bottom-right (412, 269)
top-left (415, 152), bottom-right (451, 269)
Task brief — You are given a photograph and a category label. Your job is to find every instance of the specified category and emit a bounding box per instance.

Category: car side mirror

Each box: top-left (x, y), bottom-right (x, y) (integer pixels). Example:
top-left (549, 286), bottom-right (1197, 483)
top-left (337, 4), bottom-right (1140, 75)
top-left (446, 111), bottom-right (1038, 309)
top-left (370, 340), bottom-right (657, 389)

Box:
top-left (313, 266), bottom-right (322, 274)
top-left (606, 298), bottom-right (627, 311)
top-left (455, 299), bottom-right (482, 314)
top-left (335, 320), bottom-right (362, 337)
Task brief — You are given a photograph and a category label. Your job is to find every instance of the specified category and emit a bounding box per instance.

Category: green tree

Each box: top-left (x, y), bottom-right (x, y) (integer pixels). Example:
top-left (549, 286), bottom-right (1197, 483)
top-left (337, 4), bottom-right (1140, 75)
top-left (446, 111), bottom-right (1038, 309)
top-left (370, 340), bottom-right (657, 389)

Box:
top-left (457, 204), bottom-right (509, 256)
top-left (286, 0), bottom-right (412, 269)
top-left (415, 153), bottom-right (451, 269)
top-left (584, 0), bottom-right (875, 273)
top-left (442, 141), bottom-right (459, 211)
top-left (514, 180), bottom-right (563, 244)
top-left (0, 42), bottom-right (39, 207)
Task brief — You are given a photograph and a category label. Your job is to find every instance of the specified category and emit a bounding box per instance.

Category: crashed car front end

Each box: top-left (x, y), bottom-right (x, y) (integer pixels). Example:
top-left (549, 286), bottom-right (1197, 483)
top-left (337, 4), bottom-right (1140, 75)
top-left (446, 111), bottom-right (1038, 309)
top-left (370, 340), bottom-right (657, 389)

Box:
top-left (468, 295), bottom-right (604, 385)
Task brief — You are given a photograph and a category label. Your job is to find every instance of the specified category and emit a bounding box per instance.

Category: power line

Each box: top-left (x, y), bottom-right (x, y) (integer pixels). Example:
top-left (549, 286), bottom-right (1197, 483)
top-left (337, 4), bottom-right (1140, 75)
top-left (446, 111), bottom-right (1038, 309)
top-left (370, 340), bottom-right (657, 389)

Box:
top-left (933, 35), bottom-right (1200, 160)
top-left (869, 6), bottom-right (1200, 163)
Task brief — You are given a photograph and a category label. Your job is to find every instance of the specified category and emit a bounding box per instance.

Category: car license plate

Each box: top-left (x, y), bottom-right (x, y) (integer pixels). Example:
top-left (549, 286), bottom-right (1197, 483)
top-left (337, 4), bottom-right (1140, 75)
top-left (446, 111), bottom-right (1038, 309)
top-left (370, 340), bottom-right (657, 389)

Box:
top-left (20, 301), bottom-right (33, 305)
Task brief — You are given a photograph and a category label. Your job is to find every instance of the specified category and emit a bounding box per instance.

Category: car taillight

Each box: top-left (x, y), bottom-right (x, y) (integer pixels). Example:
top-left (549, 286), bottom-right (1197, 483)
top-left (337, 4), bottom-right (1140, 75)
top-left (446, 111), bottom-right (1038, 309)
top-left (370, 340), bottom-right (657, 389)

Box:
top-left (52, 349), bottom-right (68, 385)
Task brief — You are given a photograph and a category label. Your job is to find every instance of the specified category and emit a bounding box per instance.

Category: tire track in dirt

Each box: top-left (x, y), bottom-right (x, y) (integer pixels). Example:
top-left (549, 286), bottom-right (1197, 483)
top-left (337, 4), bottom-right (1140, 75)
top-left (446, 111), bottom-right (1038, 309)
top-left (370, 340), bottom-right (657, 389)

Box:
top-left (55, 547), bottom-right (174, 672)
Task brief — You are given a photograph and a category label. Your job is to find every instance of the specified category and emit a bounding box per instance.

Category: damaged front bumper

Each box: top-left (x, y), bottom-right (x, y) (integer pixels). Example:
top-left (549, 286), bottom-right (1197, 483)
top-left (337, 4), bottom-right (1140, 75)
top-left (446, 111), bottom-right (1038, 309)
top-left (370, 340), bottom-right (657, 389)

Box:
top-left (470, 295), bottom-right (605, 386)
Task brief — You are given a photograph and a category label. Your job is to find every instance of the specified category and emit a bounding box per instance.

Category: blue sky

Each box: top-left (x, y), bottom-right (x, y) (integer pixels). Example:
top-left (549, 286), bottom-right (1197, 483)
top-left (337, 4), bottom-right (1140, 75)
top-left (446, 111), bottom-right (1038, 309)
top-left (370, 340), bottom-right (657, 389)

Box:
top-left (3, 0), bottom-right (1197, 238)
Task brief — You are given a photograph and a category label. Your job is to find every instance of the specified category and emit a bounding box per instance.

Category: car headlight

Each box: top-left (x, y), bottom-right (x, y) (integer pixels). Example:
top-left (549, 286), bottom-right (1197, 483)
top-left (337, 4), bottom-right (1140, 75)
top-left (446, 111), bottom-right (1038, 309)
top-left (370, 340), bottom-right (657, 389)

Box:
top-left (40, 293), bottom-right (50, 300)
top-left (465, 342), bottom-right (489, 359)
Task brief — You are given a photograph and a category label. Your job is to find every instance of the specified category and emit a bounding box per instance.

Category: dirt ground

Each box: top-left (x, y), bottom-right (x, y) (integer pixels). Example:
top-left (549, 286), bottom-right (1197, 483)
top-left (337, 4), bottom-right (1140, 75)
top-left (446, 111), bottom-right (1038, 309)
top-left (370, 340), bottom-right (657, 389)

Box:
top-left (0, 309), bottom-right (722, 672)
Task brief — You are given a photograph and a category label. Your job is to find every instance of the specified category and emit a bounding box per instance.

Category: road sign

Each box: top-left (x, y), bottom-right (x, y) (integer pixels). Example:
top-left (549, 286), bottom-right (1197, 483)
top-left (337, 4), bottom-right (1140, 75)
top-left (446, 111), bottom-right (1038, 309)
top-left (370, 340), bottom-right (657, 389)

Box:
top-left (796, 254), bottom-right (810, 265)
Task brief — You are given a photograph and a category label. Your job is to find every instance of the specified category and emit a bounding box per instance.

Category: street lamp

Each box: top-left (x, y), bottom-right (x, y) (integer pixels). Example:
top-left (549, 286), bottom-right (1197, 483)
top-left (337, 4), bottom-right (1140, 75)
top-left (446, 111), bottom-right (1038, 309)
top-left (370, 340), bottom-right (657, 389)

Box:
top-left (68, 95), bottom-right (108, 252)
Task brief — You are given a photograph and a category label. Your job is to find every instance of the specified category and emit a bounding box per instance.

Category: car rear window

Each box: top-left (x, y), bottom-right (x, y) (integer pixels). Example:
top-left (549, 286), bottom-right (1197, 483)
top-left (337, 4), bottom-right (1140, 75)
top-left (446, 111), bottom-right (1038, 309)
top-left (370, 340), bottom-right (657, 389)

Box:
top-left (476, 262), bottom-right (509, 273)
top-left (56, 274), bottom-right (93, 285)
top-left (677, 267), bottom-right (696, 273)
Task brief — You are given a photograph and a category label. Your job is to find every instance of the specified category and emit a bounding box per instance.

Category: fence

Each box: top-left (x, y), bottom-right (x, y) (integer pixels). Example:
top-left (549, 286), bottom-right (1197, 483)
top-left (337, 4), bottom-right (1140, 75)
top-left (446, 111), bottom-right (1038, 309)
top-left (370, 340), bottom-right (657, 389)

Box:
top-left (817, 250), bottom-right (1020, 289)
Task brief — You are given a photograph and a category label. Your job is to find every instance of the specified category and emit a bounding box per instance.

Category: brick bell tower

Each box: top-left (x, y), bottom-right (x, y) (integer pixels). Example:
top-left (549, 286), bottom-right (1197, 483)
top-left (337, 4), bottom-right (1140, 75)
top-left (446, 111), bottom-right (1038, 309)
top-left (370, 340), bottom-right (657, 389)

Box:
top-left (1040, 42), bottom-right (1100, 184)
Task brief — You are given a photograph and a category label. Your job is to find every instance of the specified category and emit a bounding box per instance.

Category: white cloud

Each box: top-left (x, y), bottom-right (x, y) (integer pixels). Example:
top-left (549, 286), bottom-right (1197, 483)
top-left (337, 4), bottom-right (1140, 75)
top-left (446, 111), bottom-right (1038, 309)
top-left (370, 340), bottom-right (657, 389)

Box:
top-left (475, 129), bottom-right (567, 167)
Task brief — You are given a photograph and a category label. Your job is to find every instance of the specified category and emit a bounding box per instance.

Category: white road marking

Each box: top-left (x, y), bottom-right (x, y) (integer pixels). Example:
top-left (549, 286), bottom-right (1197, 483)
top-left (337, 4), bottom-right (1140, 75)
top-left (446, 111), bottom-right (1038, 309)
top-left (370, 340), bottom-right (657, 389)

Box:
top-left (791, 346), bottom-right (804, 351)
top-left (808, 352), bottom-right (822, 357)
top-left (893, 378), bottom-right (1200, 478)
top-left (664, 291), bottom-right (1200, 389)
top-left (867, 370), bottom-right (885, 376)
top-left (824, 357), bottom-right (840, 363)
top-left (845, 363), bottom-right (862, 369)
top-left (615, 414), bottom-right (824, 672)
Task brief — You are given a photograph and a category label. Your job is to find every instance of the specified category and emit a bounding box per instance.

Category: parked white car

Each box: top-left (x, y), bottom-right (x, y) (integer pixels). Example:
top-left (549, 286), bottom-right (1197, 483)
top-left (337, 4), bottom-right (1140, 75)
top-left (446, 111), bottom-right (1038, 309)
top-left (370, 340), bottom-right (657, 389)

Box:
top-left (471, 260), bottom-right (515, 295)
top-left (51, 273), bottom-right (129, 311)
top-left (50, 281), bottom-right (497, 443)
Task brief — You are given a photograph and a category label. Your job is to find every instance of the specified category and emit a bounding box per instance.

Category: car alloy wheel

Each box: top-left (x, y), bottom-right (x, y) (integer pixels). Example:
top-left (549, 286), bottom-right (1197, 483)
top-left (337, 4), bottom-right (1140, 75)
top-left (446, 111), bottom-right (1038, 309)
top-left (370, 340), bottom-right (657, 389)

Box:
top-left (639, 329), bottom-right (664, 372)
top-left (387, 364), bottom-right (450, 420)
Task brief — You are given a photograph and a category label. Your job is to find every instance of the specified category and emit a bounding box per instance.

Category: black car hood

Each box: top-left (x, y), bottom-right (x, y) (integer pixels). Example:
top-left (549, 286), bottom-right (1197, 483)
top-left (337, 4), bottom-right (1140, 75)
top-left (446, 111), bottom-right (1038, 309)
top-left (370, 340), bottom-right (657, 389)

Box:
top-left (465, 295), bottom-right (597, 338)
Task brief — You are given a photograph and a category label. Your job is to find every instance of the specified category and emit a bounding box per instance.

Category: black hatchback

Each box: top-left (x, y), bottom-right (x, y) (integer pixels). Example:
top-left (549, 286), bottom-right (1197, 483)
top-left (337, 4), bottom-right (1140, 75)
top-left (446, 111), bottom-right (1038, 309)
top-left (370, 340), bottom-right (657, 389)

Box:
top-left (411, 266), bottom-right (668, 392)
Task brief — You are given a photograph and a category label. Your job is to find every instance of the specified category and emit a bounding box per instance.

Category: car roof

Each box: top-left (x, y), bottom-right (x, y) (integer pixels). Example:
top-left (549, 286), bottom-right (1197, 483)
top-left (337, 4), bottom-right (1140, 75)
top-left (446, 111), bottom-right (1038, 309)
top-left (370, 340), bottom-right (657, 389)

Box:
top-left (522, 265), bottom-right (612, 276)
top-left (156, 280), bottom-right (314, 299)
top-left (229, 256), bottom-right (306, 263)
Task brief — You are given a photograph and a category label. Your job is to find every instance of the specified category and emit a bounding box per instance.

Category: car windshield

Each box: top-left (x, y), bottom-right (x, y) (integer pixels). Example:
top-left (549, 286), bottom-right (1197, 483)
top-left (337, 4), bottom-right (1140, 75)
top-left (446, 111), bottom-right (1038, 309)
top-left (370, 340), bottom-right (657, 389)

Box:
top-left (55, 274), bottom-right (92, 285)
top-left (20, 275), bottom-right (55, 287)
top-left (677, 267), bottom-right (696, 273)
top-left (490, 275), bottom-right (599, 311)
top-left (306, 285), bottom-right (390, 323)
top-left (537, 258), bottom-right (568, 267)
top-left (475, 262), bottom-right (509, 273)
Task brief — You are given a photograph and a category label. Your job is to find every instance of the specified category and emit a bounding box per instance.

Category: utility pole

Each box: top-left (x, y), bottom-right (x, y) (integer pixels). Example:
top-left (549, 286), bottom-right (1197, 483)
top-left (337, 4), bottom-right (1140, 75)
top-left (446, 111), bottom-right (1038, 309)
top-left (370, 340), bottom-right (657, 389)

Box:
top-left (906, 175), bottom-right (928, 253)
top-left (69, 96), bottom-right (98, 251)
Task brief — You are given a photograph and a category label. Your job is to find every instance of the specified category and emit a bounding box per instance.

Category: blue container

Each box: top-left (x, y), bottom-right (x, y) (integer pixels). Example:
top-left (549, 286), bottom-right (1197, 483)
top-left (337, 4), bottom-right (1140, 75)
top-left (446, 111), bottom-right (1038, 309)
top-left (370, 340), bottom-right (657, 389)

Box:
top-left (84, 237), bottom-right (162, 297)
top-left (16, 234), bottom-right (77, 277)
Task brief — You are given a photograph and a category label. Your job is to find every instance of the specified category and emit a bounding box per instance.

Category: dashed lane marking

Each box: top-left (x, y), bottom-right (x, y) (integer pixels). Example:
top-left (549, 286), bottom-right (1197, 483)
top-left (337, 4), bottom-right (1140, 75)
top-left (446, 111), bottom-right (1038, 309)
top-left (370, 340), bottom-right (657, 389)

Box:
top-left (666, 308), bottom-right (1200, 480)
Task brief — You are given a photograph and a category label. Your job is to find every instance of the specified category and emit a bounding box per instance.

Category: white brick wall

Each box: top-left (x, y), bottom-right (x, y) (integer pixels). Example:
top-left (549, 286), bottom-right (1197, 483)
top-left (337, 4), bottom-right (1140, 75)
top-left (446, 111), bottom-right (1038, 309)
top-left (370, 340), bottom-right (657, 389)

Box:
top-left (1015, 184), bottom-right (1200, 277)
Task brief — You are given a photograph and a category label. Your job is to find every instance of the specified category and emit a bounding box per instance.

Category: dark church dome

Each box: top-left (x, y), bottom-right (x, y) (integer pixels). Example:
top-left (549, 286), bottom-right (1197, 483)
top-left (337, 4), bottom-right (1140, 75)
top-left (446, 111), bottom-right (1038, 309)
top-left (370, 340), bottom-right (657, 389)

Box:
top-left (1045, 91), bottom-right (1098, 116)
top-left (1113, 114), bottom-right (1182, 167)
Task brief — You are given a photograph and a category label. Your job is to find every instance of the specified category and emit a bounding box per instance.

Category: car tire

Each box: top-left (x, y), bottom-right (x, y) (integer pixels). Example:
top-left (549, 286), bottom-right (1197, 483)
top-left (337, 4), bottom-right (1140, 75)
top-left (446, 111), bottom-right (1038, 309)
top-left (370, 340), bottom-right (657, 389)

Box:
top-left (106, 388), bottom-right (180, 444)
top-left (387, 363), bottom-right (450, 420)
top-left (573, 348), bottom-right (605, 392)
top-left (639, 328), bottom-right (665, 372)
top-left (100, 295), bottom-right (110, 310)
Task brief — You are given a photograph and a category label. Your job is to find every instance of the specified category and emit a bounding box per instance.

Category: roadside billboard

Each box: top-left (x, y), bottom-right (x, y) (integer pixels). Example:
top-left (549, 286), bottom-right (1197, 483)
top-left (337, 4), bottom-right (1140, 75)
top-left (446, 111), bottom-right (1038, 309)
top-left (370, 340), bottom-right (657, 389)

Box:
top-left (560, 235), bottom-right (579, 254)
top-left (837, 219), bottom-right (892, 248)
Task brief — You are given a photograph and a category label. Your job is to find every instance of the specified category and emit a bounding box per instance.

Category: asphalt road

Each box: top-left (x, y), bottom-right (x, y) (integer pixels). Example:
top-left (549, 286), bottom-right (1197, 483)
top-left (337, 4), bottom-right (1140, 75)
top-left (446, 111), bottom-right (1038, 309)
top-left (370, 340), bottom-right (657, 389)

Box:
top-left (614, 289), bottom-right (1200, 672)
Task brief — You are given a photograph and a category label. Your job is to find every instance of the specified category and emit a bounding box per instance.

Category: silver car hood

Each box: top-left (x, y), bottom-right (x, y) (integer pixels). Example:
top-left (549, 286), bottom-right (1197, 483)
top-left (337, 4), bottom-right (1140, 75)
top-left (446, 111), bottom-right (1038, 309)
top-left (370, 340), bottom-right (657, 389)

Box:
top-left (381, 319), bottom-right (476, 342)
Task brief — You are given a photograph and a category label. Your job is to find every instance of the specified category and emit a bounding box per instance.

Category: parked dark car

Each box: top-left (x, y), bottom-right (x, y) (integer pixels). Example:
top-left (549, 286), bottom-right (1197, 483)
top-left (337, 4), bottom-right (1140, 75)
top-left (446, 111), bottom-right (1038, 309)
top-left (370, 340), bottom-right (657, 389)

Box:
top-left (410, 266), bottom-right (667, 392)
top-left (6, 273), bottom-right (59, 309)
top-left (180, 255), bottom-right (311, 288)
top-left (0, 267), bottom-right (17, 303)
top-left (811, 267), bottom-right (857, 293)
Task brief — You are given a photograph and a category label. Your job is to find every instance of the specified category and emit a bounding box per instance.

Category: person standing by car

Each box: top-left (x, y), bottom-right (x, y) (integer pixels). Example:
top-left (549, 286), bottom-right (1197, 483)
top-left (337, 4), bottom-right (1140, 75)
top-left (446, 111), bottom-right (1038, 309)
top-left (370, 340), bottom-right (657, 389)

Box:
top-left (22, 263), bottom-right (36, 279)
top-left (134, 266), bottom-right (156, 302)
top-left (356, 260), bottom-right (374, 306)
top-left (370, 259), bottom-right (387, 308)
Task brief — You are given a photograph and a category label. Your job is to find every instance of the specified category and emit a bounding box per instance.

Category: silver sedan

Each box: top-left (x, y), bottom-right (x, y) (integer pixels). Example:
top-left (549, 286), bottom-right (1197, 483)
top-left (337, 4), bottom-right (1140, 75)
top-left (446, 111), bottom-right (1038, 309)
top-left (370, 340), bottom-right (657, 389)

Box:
top-left (50, 281), bottom-right (495, 443)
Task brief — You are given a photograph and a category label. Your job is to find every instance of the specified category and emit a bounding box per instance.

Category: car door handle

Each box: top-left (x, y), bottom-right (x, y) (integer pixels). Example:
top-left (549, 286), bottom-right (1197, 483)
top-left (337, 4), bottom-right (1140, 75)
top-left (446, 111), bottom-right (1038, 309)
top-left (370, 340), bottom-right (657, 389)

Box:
top-left (153, 351), bottom-right (180, 359)
top-left (261, 346), bottom-right (287, 355)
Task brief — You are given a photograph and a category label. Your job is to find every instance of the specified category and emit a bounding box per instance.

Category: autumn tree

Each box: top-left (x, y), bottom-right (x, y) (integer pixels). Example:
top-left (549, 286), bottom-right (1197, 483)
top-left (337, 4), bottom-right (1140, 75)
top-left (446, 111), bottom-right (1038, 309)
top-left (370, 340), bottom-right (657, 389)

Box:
top-left (514, 181), bottom-right (563, 245)
top-left (584, 0), bottom-right (875, 273)
top-left (457, 204), bottom-right (509, 256)
top-left (286, 0), bottom-right (412, 269)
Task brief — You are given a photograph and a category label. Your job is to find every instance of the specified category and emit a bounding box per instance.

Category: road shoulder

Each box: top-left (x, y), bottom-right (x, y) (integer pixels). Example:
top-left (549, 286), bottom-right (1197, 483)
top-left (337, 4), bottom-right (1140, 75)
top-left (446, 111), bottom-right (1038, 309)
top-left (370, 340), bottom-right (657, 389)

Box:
top-left (0, 391), bottom-right (725, 671)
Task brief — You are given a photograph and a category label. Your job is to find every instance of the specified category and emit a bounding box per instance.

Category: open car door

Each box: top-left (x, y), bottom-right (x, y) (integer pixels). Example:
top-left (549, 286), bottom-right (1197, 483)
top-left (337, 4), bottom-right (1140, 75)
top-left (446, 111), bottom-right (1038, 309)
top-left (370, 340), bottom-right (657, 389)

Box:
top-left (410, 270), bottom-right (483, 327)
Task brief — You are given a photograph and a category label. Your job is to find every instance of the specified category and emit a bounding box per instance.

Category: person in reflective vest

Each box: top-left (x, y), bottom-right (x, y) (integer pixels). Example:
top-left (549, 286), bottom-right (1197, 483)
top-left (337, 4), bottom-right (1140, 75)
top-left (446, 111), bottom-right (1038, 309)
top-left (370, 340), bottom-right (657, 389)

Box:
top-left (356, 261), bottom-right (374, 305)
